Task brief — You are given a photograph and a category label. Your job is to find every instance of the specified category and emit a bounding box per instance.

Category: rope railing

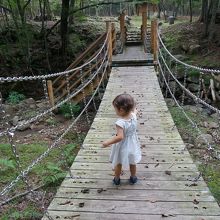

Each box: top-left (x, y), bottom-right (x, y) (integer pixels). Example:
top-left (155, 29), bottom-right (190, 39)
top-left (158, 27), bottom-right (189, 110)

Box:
top-left (0, 31), bottom-right (110, 138)
top-left (157, 43), bottom-right (220, 162)
top-left (158, 32), bottom-right (220, 74)
top-left (0, 33), bottom-right (108, 83)
top-left (0, 43), bottom-right (110, 206)
top-left (0, 23), bottom-right (113, 217)
top-left (158, 48), bottom-right (220, 115)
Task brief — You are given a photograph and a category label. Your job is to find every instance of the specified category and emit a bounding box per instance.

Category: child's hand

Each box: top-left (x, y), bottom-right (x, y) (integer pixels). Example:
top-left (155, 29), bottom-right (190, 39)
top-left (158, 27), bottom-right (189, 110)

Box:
top-left (102, 141), bottom-right (109, 148)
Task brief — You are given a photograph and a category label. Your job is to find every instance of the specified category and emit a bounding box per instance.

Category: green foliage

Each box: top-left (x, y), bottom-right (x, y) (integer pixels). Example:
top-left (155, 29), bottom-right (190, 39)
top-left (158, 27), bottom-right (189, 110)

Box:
top-left (68, 33), bottom-right (87, 55)
top-left (46, 117), bottom-right (58, 126)
top-left (199, 165), bottom-right (220, 203)
top-left (63, 144), bottom-right (77, 166)
top-left (1, 205), bottom-right (42, 220)
top-left (75, 11), bottom-right (88, 22)
top-left (7, 91), bottom-right (25, 104)
top-left (42, 162), bottom-right (66, 186)
top-left (0, 159), bottom-right (16, 172)
top-left (59, 103), bottom-right (81, 118)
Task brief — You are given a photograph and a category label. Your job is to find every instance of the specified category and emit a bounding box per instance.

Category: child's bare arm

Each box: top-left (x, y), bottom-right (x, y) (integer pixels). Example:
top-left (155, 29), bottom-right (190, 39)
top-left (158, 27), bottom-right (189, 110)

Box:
top-left (102, 125), bottom-right (124, 147)
top-left (133, 108), bottom-right (138, 115)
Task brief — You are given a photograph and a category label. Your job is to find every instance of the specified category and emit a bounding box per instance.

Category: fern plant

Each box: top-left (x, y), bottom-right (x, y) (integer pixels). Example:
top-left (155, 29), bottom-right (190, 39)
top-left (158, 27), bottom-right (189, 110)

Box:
top-left (42, 162), bottom-right (66, 186)
top-left (58, 103), bottom-right (81, 118)
top-left (0, 159), bottom-right (16, 172)
top-left (7, 91), bottom-right (25, 104)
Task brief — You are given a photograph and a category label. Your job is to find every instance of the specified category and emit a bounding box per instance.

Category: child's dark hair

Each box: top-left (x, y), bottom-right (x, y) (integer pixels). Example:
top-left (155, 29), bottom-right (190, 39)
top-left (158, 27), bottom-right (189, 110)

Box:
top-left (113, 94), bottom-right (135, 113)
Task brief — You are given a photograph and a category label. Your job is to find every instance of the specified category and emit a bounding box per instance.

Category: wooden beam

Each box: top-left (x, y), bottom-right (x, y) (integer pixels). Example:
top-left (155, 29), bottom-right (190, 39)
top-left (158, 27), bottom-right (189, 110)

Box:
top-left (142, 3), bottom-right (148, 43)
top-left (47, 80), bottom-right (55, 107)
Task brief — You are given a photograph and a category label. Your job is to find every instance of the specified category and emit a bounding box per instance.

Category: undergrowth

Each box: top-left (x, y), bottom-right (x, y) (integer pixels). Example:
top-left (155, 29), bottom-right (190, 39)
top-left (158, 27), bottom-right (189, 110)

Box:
top-left (168, 103), bottom-right (220, 204)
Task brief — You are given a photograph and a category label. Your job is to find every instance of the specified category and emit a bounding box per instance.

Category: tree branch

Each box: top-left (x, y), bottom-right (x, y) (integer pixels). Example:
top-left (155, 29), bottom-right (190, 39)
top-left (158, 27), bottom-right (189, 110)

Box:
top-left (0, 5), bottom-right (12, 13)
top-left (23, 0), bottom-right (32, 10)
top-left (47, 0), bottom-right (147, 36)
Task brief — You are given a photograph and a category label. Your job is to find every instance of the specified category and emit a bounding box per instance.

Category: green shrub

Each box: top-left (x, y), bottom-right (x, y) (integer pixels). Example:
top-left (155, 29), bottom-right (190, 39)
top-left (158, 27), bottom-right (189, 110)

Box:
top-left (0, 159), bottom-right (16, 172)
top-left (59, 103), bottom-right (81, 118)
top-left (7, 91), bottom-right (25, 104)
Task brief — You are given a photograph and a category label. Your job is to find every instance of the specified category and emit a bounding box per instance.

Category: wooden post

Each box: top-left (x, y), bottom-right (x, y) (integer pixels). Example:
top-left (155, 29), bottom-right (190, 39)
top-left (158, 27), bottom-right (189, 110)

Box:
top-left (153, 19), bottom-right (158, 63)
top-left (142, 3), bottom-right (147, 42)
top-left (47, 80), bottom-right (55, 107)
top-left (151, 20), bottom-right (154, 53)
top-left (106, 21), bottom-right (112, 75)
top-left (111, 23), bottom-right (116, 54)
top-left (106, 21), bottom-right (112, 63)
top-left (119, 12), bottom-right (125, 45)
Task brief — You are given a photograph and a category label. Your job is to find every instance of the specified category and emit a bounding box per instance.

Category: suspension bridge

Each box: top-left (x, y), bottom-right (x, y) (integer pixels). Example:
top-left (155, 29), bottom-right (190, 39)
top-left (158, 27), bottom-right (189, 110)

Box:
top-left (1, 3), bottom-right (220, 219)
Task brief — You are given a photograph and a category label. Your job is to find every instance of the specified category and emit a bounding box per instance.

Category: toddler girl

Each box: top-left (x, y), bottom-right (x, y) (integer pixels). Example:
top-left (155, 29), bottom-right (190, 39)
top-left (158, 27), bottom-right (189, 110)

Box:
top-left (102, 93), bottom-right (141, 185)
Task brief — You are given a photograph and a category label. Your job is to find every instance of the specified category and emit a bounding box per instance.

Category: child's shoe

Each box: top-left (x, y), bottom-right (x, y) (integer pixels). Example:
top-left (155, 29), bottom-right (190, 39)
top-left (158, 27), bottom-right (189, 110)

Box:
top-left (113, 177), bottom-right (120, 185)
top-left (129, 176), bottom-right (138, 185)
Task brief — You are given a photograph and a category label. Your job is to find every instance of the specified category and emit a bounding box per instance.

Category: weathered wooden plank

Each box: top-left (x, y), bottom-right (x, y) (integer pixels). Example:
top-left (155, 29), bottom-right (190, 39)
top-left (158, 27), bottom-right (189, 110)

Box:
top-left (70, 162), bottom-right (198, 172)
top-left (62, 178), bottom-right (212, 191)
top-left (74, 155), bottom-right (193, 164)
top-left (66, 170), bottom-right (202, 182)
top-left (42, 211), bottom-right (220, 220)
top-left (47, 198), bottom-right (220, 215)
top-left (55, 187), bottom-right (215, 202)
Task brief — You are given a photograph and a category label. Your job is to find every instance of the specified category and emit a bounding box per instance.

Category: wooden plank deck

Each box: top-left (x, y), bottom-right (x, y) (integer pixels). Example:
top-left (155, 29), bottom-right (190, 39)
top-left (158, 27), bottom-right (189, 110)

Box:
top-left (112, 45), bottom-right (153, 66)
top-left (43, 49), bottom-right (220, 219)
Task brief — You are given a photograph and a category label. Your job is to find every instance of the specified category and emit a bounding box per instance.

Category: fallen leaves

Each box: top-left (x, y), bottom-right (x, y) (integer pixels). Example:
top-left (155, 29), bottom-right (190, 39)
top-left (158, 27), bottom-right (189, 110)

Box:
top-left (79, 202), bottom-right (85, 207)
top-left (165, 170), bottom-right (171, 175)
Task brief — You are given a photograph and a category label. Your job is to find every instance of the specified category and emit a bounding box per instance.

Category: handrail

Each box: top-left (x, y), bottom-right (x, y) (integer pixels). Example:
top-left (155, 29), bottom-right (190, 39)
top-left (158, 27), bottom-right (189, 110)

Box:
top-left (53, 33), bottom-right (106, 86)
top-left (158, 32), bottom-right (220, 74)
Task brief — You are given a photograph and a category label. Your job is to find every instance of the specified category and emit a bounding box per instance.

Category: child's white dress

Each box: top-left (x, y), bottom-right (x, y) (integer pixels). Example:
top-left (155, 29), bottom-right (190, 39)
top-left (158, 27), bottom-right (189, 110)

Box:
top-left (109, 113), bottom-right (142, 169)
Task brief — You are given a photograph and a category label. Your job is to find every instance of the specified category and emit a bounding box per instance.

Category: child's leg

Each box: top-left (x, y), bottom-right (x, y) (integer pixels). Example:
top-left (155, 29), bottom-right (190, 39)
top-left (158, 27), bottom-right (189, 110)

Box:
top-left (114, 164), bottom-right (122, 179)
top-left (130, 164), bottom-right (136, 177)
top-left (129, 164), bottom-right (137, 184)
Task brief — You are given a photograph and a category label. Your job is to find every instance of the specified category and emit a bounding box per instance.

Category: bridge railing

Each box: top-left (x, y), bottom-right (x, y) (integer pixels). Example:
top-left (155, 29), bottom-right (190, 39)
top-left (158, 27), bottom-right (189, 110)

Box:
top-left (0, 22), bottom-right (114, 217)
top-left (157, 30), bottom-right (220, 179)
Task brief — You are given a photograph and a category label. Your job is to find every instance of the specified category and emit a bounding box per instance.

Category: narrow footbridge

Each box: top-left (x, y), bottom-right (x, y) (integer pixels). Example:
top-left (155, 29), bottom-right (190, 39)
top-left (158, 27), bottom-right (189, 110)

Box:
top-left (1, 16), bottom-right (220, 219)
top-left (42, 45), bottom-right (220, 219)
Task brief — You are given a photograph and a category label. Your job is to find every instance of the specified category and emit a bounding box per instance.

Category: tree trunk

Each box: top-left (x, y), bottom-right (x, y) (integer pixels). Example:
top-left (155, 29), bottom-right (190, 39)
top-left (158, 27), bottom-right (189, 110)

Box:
top-left (16, 0), bottom-right (25, 25)
top-left (69, 0), bottom-right (75, 24)
top-left (45, 0), bottom-right (52, 20)
top-left (199, 0), bottom-right (207, 22)
top-left (61, 0), bottom-right (70, 60)
top-left (189, 0), bottom-right (192, 22)
top-left (208, 0), bottom-right (219, 40)
top-left (157, 3), bottom-right (161, 18)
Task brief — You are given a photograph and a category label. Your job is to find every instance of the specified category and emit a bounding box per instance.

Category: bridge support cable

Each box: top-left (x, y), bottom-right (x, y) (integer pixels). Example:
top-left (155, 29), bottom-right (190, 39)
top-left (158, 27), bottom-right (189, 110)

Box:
top-left (0, 46), bottom-right (110, 214)
top-left (158, 59), bottom-right (220, 183)
top-left (157, 32), bottom-right (220, 74)
top-left (157, 48), bottom-right (220, 159)
top-left (0, 23), bottom-right (112, 219)
top-left (0, 32), bottom-right (111, 139)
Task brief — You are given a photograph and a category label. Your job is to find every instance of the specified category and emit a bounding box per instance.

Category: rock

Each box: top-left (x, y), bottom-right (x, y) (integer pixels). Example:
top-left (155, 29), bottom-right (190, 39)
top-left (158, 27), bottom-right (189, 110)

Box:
top-left (23, 98), bottom-right (36, 105)
top-left (3, 104), bottom-right (16, 115)
top-left (187, 83), bottom-right (200, 92)
top-left (174, 54), bottom-right (188, 61)
top-left (17, 120), bottom-right (31, 131)
top-left (211, 113), bottom-right (220, 120)
top-left (187, 76), bottom-right (199, 84)
top-left (195, 134), bottom-right (213, 146)
top-left (183, 105), bottom-right (203, 114)
top-left (165, 98), bottom-right (176, 107)
top-left (12, 116), bottom-right (19, 126)
top-left (186, 143), bottom-right (195, 149)
top-left (208, 122), bottom-right (219, 129)
top-left (169, 81), bottom-right (183, 96)
top-left (189, 44), bottom-right (201, 54)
